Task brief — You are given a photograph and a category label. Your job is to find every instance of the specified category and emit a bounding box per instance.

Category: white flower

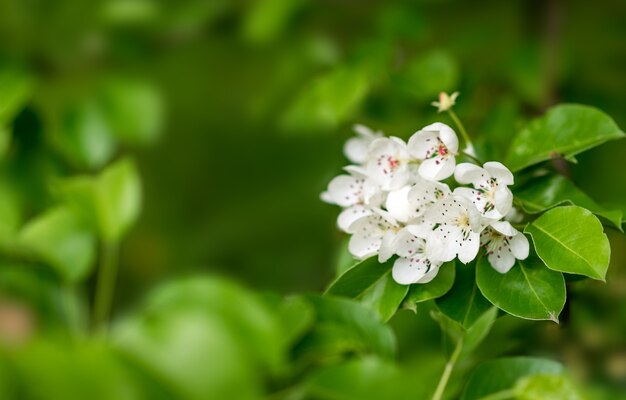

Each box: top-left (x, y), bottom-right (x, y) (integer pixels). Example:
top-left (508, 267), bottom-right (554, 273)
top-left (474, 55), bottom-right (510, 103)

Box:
top-left (348, 209), bottom-right (398, 260)
top-left (504, 206), bottom-right (524, 223)
top-left (431, 91), bottom-right (460, 113)
top-left (407, 179), bottom-right (451, 218)
top-left (390, 228), bottom-right (443, 285)
top-left (366, 137), bottom-right (413, 190)
top-left (481, 221), bottom-right (529, 273)
top-left (407, 122), bottom-right (458, 181)
top-left (321, 168), bottom-right (384, 232)
top-left (424, 195), bottom-right (484, 264)
top-left (454, 161), bottom-right (514, 219)
top-left (344, 124), bottom-right (383, 164)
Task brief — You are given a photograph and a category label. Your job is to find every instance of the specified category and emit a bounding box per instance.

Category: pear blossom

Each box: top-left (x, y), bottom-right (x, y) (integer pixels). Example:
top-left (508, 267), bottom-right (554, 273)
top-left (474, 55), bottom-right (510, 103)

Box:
top-left (454, 162), bottom-right (514, 219)
top-left (366, 137), bottom-right (414, 190)
top-left (431, 91), bottom-right (459, 113)
top-left (390, 228), bottom-right (443, 285)
top-left (344, 124), bottom-right (383, 164)
top-left (348, 209), bottom-right (399, 260)
top-left (480, 221), bottom-right (529, 273)
top-left (321, 168), bottom-right (384, 232)
top-left (424, 195), bottom-right (484, 263)
top-left (407, 122), bottom-right (459, 181)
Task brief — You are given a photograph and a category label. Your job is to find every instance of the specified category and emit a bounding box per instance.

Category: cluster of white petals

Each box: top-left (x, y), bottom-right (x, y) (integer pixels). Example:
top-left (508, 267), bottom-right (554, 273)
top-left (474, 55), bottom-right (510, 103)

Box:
top-left (322, 124), bottom-right (529, 285)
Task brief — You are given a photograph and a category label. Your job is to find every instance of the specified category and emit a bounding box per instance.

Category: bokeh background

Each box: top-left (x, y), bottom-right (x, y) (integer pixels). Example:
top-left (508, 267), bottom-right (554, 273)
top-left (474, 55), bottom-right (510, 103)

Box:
top-left (0, 0), bottom-right (625, 398)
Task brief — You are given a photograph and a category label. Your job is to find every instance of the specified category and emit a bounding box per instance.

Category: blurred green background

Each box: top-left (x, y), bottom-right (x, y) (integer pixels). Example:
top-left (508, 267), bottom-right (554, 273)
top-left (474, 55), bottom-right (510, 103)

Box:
top-left (0, 0), bottom-right (626, 398)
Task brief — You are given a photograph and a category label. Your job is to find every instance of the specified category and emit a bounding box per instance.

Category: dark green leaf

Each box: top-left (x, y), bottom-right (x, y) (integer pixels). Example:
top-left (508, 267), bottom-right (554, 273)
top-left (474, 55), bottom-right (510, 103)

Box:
top-left (360, 274), bottom-right (409, 322)
top-left (325, 257), bottom-right (392, 298)
top-left (515, 174), bottom-right (623, 230)
top-left (506, 104), bottom-right (625, 172)
top-left (0, 65), bottom-right (34, 124)
top-left (435, 262), bottom-right (491, 329)
top-left (403, 261), bottom-right (455, 311)
top-left (476, 255), bottom-right (565, 322)
top-left (525, 206), bottom-right (610, 280)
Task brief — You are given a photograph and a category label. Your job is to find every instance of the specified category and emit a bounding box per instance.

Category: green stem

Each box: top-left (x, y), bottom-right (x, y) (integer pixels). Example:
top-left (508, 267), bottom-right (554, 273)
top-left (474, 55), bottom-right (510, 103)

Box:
top-left (92, 241), bottom-right (119, 333)
top-left (432, 338), bottom-right (464, 400)
top-left (447, 109), bottom-right (475, 155)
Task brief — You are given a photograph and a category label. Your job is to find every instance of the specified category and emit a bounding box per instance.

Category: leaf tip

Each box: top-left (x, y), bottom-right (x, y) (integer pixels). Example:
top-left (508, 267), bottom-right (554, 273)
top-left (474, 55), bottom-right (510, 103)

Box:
top-left (548, 312), bottom-right (560, 324)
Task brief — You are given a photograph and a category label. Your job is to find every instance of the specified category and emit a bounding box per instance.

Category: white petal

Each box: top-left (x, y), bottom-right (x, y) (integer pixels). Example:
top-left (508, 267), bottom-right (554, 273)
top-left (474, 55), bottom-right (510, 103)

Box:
top-left (484, 161), bottom-right (514, 186)
top-left (320, 191), bottom-right (333, 204)
top-left (406, 222), bottom-right (434, 240)
top-left (378, 231), bottom-right (398, 262)
top-left (394, 229), bottom-right (426, 258)
top-left (392, 257), bottom-right (432, 285)
top-left (327, 175), bottom-right (363, 207)
top-left (407, 131), bottom-right (439, 159)
top-left (366, 138), bottom-right (410, 190)
top-left (426, 227), bottom-right (459, 262)
top-left (343, 165), bottom-right (368, 178)
top-left (490, 220), bottom-right (517, 237)
top-left (494, 186), bottom-right (513, 217)
top-left (458, 231), bottom-right (480, 264)
top-left (422, 122), bottom-right (459, 152)
top-left (454, 163), bottom-right (487, 185)
top-left (386, 186), bottom-right (412, 223)
top-left (488, 251), bottom-right (516, 273)
top-left (418, 157), bottom-right (456, 181)
top-left (348, 225), bottom-right (383, 260)
top-left (344, 137), bottom-right (369, 164)
top-left (417, 263), bottom-right (443, 283)
top-left (509, 233), bottom-right (530, 260)
top-left (338, 206), bottom-right (371, 233)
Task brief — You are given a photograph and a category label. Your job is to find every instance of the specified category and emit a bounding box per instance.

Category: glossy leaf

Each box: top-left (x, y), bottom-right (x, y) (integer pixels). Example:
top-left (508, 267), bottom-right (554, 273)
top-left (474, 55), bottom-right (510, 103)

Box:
top-left (506, 104), bottom-right (625, 172)
top-left (325, 257), bottom-right (392, 298)
top-left (477, 255), bottom-right (565, 321)
top-left (19, 206), bottom-right (96, 282)
top-left (525, 206), bottom-right (610, 280)
top-left (360, 274), bottom-right (409, 322)
top-left (435, 262), bottom-right (491, 329)
top-left (403, 261), bottom-right (455, 312)
top-left (462, 357), bottom-right (564, 400)
top-left (515, 174), bottom-right (623, 230)
top-left (62, 158), bottom-right (142, 242)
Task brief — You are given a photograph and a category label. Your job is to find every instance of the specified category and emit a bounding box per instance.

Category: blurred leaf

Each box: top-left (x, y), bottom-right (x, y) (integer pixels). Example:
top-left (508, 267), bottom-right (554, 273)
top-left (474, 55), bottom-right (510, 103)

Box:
top-left (52, 100), bottom-right (116, 169)
top-left (0, 180), bottom-right (23, 244)
top-left (514, 374), bottom-right (584, 400)
top-left (0, 126), bottom-right (11, 158)
top-left (334, 239), bottom-right (354, 275)
top-left (403, 261), bottom-right (455, 311)
top-left (475, 98), bottom-right (523, 160)
top-left (506, 43), bottom-right (544, 106)
top-left (0, 65), bottom-right (34, 124)
top-left (393, 50), bottom-right (459, 100)
top-left (305, 356), bottom-right (411, 400)
top-left (525, 206), bottom-right (610, 281)
top-left (360, 274), bottom-right (409, 322)
top-left (19, 206), bottom-right (96, 283)
top-left (435, 262), bottom-right (491, 329)
top-left (506, 104), bottom-right (625, 172)
top-left (62, 158), bottom-right (142, 242)
top-left (430, 306), bottom-right (498, 359)
top-left (114, 276), bottom-right (284, 400)
top-left (242, 0), bottom-right (306, 44)
top-left (295, 295), bottom-right (396, 361)
top-left (476, 255), bottom-right (565, 322)
top-left (282, 66), bottom-right (369, 133)
top-left (461, 357), bottom-right (564, 400)
top-left (99, 77), bottom-right (164, 146)
top-left (515, 174), bottom-right (623, 230)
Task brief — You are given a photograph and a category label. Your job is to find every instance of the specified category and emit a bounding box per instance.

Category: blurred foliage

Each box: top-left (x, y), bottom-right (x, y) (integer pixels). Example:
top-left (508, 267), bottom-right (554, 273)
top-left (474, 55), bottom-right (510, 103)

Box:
top-left (0, 0), bottom-right (624, 399)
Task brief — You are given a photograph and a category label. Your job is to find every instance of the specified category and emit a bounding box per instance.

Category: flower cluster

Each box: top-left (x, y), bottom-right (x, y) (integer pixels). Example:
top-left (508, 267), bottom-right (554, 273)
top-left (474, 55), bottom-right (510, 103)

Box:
top-left (322, 123), bottom-right (529, 285)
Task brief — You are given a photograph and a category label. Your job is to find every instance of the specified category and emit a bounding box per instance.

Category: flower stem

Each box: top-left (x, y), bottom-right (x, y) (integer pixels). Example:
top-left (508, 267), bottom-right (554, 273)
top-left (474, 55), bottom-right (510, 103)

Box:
top-left (92, 241), bottom-right (119, 333)
top-left (447, 109), bottom-right (475, 156)
top-left (432, 338), bottom-right (464, 400)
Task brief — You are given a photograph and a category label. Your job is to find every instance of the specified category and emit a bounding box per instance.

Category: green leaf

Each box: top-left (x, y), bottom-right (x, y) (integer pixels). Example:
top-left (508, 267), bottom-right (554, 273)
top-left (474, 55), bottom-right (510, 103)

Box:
top-left (476, 255), bottom-right (565, 322)
top-left (524, 206), bottom-right (610, 280)
top-left (506, 104), bottom-right (625, 172)
top-left (435, 261), bottom-right (491, 329)
top-left (325, 257), bottom-right (392, 298)
top-left (360, 274), bottom-right (409, 322)
top-left (403, 261), bottom-right (455, 311)
top-left (19, 206), bottom-right (96, 282)
top-left (242, 0), bottom-right (306, 44)
top-left (514, 374), bottom-right (584, 400)
top-left (296, 295), bottom-right (396, 361)
top-left (515, 174), bottom-right (623, 230)
top-left (0, 65), bottom-right (34, 124)
top-left (461, 357), bottom-right (564, 400)
top-left (394, 51), bottom-right (459, 100)
top-left (62, 158), bottom-right (142, 242)
top-left (99, 77), bottom-right (164, 146)
top-left (430, 306), bottom-right (498, 358)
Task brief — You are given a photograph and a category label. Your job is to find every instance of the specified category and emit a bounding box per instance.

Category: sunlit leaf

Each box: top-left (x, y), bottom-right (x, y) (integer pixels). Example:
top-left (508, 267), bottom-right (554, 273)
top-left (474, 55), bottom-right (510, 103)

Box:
top-left (360, 274), bottom-right (409, 322)
top-left (476, 255), bottom-right (565, 322)
top-left (506, 104), bottom-right (625, 171)
top-left (525, 206), bottom-right (610, 280)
